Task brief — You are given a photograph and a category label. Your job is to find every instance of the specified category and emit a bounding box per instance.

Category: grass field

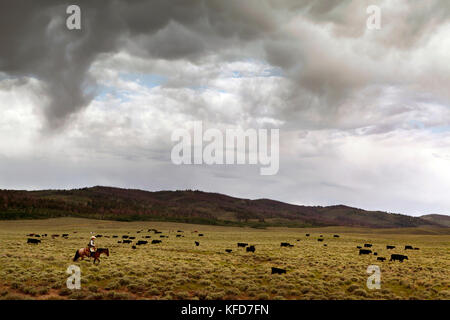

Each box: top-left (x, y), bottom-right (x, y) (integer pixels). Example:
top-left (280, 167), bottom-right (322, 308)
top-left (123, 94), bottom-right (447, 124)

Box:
top-left (0, 218), bottom-right (448, 300)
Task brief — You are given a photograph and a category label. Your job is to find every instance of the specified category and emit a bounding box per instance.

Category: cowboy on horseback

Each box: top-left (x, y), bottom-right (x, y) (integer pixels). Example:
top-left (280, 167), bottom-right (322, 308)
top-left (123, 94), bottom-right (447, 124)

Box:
top-left (88, 236), bottom-right (96, 257)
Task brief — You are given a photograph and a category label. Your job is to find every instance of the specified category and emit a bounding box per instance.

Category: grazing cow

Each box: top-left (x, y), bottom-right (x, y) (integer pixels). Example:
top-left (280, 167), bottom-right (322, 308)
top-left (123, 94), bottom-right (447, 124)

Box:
top-left (373, 252), bottom-right (378, 256)
top-left (132, 245), bottom-right (137, 249)
top-left (27, 238), bottom-right (41, 244)
top-left (122, 235), bottom-right (129, 239)
top-left (364, 244), bottom-right (373, 248)
top-left (177, 230), bottom-right (183, 233)
top-left (246, 245), bottom-right (255, 253)
top-left (323, 244), bottom-right (327, 247)
top-left (136, 240), bottom-right (148, 245)
top-left (317, 238), bottom-right (324, 242)
top-left (129, 236), bottom-right (136, 240)
top-left (123, 240), bottom-right (132, 244)
top-left (271, 267), bottom-right (286, 275)
top-left (137, 231), bottom-right (141, 234)
top-left (199, 234), bottom-right (204, 237)
top-left (195, 241), bottom-right (200, 246)
top-left (405, 245), bottom-right (413, 250)
top-left (52, 234), bottom-right (59, 238)
top-left (386, 245), bottom-right (395, 250)
top-left (333, 235), bottom-right (340, 238)
top-left (155, 231), bottom-right (162, 234)
top-left (390, 254), bottom-right (408, 262)
top-left (151, 240), bottom-right (162, 244)
top-left (359, 249), bottom-right (372, 255)
top-left (112, 235), bottom-right (118, 238)
top-left (280, 242), bottom-right (292, 247)
top-left (357, 246), bottom-right (362, 249)
top-left (225, 249), bottom-right (232, 253)
top-left (237, 243), bottom-right (248, 247)
top-left (94, 234), bottom-right (101, 238)
top-left (377, 257), bottom-right (386, 262)
top-left (144, 236), bottom-right (151, 238)
top-left (414, 247), bottom-right (420, 250)
top-left (306, 234), bottom-right (310, 237)
top-left (117, 241), bottom-right (122, 243)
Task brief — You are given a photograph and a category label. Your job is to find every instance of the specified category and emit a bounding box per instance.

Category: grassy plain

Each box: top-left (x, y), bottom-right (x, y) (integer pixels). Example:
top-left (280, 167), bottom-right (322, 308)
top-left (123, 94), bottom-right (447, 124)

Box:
top-left (0, 218), bottom-right (448, 300)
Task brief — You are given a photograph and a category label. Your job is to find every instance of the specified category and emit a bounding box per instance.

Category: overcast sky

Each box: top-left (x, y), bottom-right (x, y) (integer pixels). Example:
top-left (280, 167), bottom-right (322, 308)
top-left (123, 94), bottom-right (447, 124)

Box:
top-left (0, 0), bottom-right (449, 216)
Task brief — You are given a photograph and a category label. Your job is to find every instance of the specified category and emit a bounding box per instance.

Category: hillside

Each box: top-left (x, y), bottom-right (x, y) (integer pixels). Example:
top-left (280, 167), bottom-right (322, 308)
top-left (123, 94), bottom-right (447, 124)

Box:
top-left (0, 186), bottom-right (445, 228)
top-left (420, 214), bottom-right (450, 227)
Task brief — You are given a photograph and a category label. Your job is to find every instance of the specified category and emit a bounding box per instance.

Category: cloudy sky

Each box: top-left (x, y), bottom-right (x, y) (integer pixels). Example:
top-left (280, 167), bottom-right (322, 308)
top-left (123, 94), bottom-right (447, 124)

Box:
top-left (0, 0), bottom-right (449, 216)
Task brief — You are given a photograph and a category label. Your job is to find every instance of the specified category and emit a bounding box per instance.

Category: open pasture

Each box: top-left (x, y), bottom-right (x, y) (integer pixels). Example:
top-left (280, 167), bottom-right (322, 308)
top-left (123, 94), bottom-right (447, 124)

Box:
top-left (0, 218), bottom-right (448, 300)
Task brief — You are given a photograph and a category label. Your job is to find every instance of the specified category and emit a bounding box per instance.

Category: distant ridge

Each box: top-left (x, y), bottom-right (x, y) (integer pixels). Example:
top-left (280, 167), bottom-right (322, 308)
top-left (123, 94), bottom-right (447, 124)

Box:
top-left (0, 186), bottom-right (446, 228)
top-left (419, 214), bottom-right (450, 227)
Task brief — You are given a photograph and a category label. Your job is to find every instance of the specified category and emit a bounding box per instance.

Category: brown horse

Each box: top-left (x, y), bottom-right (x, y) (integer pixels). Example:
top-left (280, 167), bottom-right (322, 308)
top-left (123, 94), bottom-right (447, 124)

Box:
top-left (73, 248), bottom-right (109, 264)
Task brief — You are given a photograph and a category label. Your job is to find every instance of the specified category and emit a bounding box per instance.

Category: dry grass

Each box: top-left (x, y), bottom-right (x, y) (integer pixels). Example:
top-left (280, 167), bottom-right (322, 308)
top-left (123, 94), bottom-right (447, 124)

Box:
top-left (0, 218), bottom-right (448, 300)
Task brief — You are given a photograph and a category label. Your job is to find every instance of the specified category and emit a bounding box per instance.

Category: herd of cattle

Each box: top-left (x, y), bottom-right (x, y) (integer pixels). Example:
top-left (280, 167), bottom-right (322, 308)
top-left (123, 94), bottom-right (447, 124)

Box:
top-left (25, 229), bottom-right (420, 274)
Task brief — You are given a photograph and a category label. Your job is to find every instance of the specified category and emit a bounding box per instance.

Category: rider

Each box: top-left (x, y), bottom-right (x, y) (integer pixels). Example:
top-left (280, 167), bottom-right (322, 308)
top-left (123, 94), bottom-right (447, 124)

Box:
top-left (88, 236), bottom-right (96, 257)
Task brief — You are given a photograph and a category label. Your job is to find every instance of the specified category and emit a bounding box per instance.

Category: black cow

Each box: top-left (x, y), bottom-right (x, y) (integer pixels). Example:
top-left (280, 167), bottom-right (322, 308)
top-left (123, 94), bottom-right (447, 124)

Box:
top-left (117, 241), bottom-right (122, 243)
top-left (42, 234), bottom-right (47, 237)
top-left (177, 230), bottom-right (183, 233)
top-left (386, 245), bottom-right (395, 249)
top-left (122, 240), bottom-right (132, 244)
top-left (225, 249), bottom-right (232, 253)
top-left (155, 231), bottom-right (162, 234)
top-left (144, 236), bottom-right (151, 238)
top-left (271, 267), bottom-right (286, 275)
top-left (317, 238), bottom-right (324, 242)
top-left (296, 239), bottom-right (300, 241)
top-left (246, 245), bottom-right (255, 253)
top-left (319, 235), bottom-right (323, 237)
top-left (195, 241), bottom-right (200, 246)
top-left (132, 245), bottom-right (137, 249)
top-left (122, 235), bottom-right (129, 239)
top-left (405, 245), bottom-right (413, 250)
top-left (377, 257), bottom-right (386, 262)
top-left (359, 249), bottom-right (372, 255)
top-left (414, 247), bottom-right (420, 250)
top-left (129, 236), bottom-right (136, 240)
top-left (176, 235), bottom-right (182, 238)
top-left (112, 235), bottom-right (118, 238)
top-left (364, 244), bottom-right (372, 248)
top-left (237, 243), bottom-right (248, 247)
top-left (27, 238), bottom-right (41, 244)
top-left (373, 252), bottom-right (378, 256)
top-left (390, 254), bottom-right (408, 262)
top-left (136, 240), bottom-right (148, 245)
top-left (151, 240), bottom-right (162, 244)
top-left (27, 233), bottom-right (35, 237)
top-left (198, 234), bottom-right (204, 237)
top-left (357, 246), bottom-right (362, 249)
top-left (306, 234), bottom-right (310, 237)
top-left (34, 234), bottom-right (41, 237)
top-left (333, 235), bottom-right (340, 238)
top-left (323, 244), bottom-right (327, 247)
top-left (52, 234), bottom-right (59, 238)
top-left (280, 242), bottom-right (292, 247)
top-left (94, 234), bottom-right (101, 238)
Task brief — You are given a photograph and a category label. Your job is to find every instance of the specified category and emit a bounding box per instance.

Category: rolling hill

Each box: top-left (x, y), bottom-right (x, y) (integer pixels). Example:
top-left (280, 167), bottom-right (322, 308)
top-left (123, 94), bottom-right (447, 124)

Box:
top-left (0, 186), bottom-right (446, 228)
top-left (419, 214), bottom-right (450, 227)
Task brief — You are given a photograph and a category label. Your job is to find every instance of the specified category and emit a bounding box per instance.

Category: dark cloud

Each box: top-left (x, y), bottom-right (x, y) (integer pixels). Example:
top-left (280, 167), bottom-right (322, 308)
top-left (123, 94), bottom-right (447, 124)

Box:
top-left (0, 0), bottom-right (448, 133)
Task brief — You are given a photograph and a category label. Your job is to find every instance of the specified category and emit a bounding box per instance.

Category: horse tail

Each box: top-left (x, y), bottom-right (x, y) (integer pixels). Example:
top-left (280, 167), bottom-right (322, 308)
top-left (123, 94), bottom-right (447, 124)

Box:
top-left (73, 249), bottom-right (80, 262)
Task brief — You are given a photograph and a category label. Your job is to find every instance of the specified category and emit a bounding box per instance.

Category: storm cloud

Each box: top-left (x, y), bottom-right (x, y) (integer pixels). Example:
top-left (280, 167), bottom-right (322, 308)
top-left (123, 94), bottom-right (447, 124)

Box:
top-left (0, 0), bottom-right (449, 215)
